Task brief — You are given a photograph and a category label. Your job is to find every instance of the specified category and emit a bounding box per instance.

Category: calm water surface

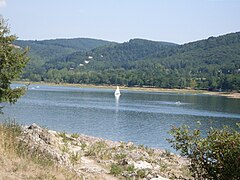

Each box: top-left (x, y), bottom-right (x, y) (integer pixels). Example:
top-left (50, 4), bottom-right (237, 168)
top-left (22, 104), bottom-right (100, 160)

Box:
top-left (2, 84), bottom-right (240, 150)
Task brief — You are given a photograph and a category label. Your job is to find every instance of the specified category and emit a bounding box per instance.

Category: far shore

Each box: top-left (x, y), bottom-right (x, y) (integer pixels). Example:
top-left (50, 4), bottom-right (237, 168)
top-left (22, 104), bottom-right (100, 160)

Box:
top-left (14, 81), bottom-right (240, 99)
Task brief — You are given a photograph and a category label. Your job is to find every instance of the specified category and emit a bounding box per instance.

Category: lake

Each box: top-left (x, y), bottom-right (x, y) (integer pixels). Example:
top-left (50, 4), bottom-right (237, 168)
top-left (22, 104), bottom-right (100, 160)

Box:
top-left (1, 84), bottom-right (240, 150)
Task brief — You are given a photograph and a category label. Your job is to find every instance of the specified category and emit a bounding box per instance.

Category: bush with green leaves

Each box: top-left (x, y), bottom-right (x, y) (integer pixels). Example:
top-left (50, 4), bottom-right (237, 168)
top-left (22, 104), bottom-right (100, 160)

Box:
top-left (168, 124), bottom-right (240, 179)
top-left (110, 163), bottom-right (123, 176)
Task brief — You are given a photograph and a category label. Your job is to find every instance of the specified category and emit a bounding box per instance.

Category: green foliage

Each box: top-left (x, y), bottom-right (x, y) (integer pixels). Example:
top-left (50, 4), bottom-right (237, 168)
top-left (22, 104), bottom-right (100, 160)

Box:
top-left (136, 169), bottom-right (148, 178)
top-left (60, 144), bottom-right (69, 154)
top-left (168, 124), bottom-right (240, 179)
top-left (159, 163), bottom-right (168, 172)
top-left (126, 165), bottom-right (135, 173)
top-left (114, 153), bottom-right (127, 165)
top-left (110, 163), bottom-right (123, 176)
top-left (70, 152), bottom-right (81, 165)
top-left (70, 133), bottom-right (79, 139)
top-left (163, 149), bottom-right (171, 157)
top-left (80, 142), bottom-right (87, 151)
top-left (15, 38), bottom-right (115, 61)
top-left (14, 38), bottom-right (115, 81)
top-left (0, 18), bottom-right (29, 104)
top-left (16, 31), bottom-right (240, 91)
top-left (85, 141), bottom-right (108, 158)
top-left (114, 153), bottom-right (127, 161)
top-left (58, 131), bottom-right (68, 143)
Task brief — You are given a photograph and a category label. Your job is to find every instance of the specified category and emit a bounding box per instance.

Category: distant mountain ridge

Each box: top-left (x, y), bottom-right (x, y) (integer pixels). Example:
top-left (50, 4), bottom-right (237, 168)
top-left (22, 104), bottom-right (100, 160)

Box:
top-left (153, 32), bottom-right (240, 66)
top-left (47, 38), bottom-right (177, 70)
top-left (15, 38), bottom-right (116, 64)
top-left (16, 32), bottom-right (240, 91)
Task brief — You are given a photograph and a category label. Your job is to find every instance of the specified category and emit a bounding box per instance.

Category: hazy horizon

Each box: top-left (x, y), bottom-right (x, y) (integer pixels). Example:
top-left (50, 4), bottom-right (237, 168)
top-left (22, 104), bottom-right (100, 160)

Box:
top-left (14, 30), bottom-right (239, 45)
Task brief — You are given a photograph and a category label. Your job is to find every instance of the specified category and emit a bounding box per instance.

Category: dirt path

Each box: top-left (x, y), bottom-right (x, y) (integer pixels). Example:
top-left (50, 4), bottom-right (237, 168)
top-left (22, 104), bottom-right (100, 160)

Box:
top-left (79, 156), bottom-right (117, 180)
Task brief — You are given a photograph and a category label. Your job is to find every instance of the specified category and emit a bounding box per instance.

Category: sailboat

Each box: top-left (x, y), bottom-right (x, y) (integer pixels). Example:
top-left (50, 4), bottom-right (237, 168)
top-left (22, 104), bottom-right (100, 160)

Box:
top-left (114, 86), bottom-right (121, 96)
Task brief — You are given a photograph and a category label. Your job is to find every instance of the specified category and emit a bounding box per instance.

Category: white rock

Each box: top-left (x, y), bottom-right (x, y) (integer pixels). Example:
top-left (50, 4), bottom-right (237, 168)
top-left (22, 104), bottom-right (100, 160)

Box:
top-left (133, 161), bottom-right (152, 169)
top-left (151, 177), bottom-right (169, 180)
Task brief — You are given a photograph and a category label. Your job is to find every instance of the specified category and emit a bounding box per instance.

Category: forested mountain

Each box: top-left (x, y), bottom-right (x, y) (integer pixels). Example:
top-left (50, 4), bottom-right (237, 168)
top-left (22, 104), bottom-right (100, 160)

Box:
top-left (14, 38), bottom-right (115, 81)
top-left (145, 32), bottom-right (240, 90)
top-left (17, 32), bottom-right (240, 91)
top-left (15, 38), bottom-right (115, 63)
top-left (44, 39), bottom-right (177, 70)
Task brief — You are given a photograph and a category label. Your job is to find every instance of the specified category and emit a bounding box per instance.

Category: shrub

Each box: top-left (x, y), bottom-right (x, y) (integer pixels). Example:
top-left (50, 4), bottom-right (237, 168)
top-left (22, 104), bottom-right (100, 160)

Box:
top-left (85, 141), bottom-right (107, 157)
top-left (110, 163), bottom-right (123, 176)
top-left (126, 165), bottom-right (135, 173)
top-left (71, 133), bottom-right (79, 139)
top-left (80, 142), bottom-right (87, 150)
top-left (136, 169), bottom-right (147, 178)
top-left (70, 152), bottom-right (81, 165)
top-left (58, 131), bottom-right (70, 143)
top-left (168, 124), bottom-right (240, 179)
top-left (114, 153), bottom-right (127, 161)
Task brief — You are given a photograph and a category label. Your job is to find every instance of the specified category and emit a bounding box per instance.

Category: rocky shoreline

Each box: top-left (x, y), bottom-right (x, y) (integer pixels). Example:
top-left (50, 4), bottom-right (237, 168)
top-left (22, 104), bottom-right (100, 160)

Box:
top-left (19, 123), bottom-right (193, 179)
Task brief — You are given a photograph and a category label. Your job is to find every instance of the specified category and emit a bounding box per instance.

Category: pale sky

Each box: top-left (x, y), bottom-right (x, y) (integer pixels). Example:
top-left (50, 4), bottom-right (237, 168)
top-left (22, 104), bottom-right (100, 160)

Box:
top-left (1, 0), bottom-right (240, 44)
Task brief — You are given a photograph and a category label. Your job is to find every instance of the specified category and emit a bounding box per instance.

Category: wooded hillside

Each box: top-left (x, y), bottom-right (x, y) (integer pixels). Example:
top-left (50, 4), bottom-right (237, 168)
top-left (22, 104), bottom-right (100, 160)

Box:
top-left (16, 32), bottom-right (240, 91)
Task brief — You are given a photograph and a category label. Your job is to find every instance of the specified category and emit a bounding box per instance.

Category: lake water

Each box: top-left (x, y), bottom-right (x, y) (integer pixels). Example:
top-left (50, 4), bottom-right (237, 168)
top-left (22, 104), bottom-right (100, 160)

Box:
top-left (1, 84), bottom-right (240, 150)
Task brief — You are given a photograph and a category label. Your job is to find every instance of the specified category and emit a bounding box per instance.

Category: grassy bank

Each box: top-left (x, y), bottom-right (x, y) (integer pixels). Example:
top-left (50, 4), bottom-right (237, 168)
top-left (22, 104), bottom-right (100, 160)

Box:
top-left (14, 81), bottom-right (240, 99)
top-left (0, 121), bottom-right (192, 179)
top-left (0, 121), bottom-right (80, 179)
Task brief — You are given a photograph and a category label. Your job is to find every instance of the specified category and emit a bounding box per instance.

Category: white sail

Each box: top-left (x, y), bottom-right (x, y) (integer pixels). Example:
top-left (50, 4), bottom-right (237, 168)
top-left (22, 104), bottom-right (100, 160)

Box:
top-left (114, 86), bottom-right (121, 96)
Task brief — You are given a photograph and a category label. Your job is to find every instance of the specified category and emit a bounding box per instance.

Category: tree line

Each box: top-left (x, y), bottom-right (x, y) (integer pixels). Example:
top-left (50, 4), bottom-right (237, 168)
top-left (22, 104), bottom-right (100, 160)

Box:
top-left (17, 32), bottom-right (240, 91)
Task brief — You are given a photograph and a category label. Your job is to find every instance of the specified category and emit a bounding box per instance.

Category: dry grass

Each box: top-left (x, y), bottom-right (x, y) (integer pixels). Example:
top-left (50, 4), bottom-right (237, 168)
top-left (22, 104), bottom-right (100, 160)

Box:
top-left (0, 121), bottom-right (81, 180)
top-left (0, 121), bottom-right (192, 179)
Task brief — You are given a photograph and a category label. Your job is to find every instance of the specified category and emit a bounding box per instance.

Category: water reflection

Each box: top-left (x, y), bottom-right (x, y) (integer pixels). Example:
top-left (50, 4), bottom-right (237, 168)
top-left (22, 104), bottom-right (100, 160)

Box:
top-left (115, 94), bottom-right (120, 113)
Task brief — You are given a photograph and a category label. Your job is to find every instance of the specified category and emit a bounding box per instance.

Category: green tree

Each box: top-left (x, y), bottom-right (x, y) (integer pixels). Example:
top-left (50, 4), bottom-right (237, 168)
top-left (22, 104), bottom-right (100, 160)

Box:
top-left (0, 18), bottom-right (29, 104)
top-left (168, 124), bottom-right (240, 179)
top-left (189, 79), bottom-right (197, 89)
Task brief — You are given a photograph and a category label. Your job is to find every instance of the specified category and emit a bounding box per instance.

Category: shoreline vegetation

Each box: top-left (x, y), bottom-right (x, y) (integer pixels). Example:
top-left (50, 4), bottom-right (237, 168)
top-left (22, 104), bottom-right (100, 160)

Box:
top-left (0, 122), bottom-right (192, 179)
top-left (15, 81), bottom-right (240, 99)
